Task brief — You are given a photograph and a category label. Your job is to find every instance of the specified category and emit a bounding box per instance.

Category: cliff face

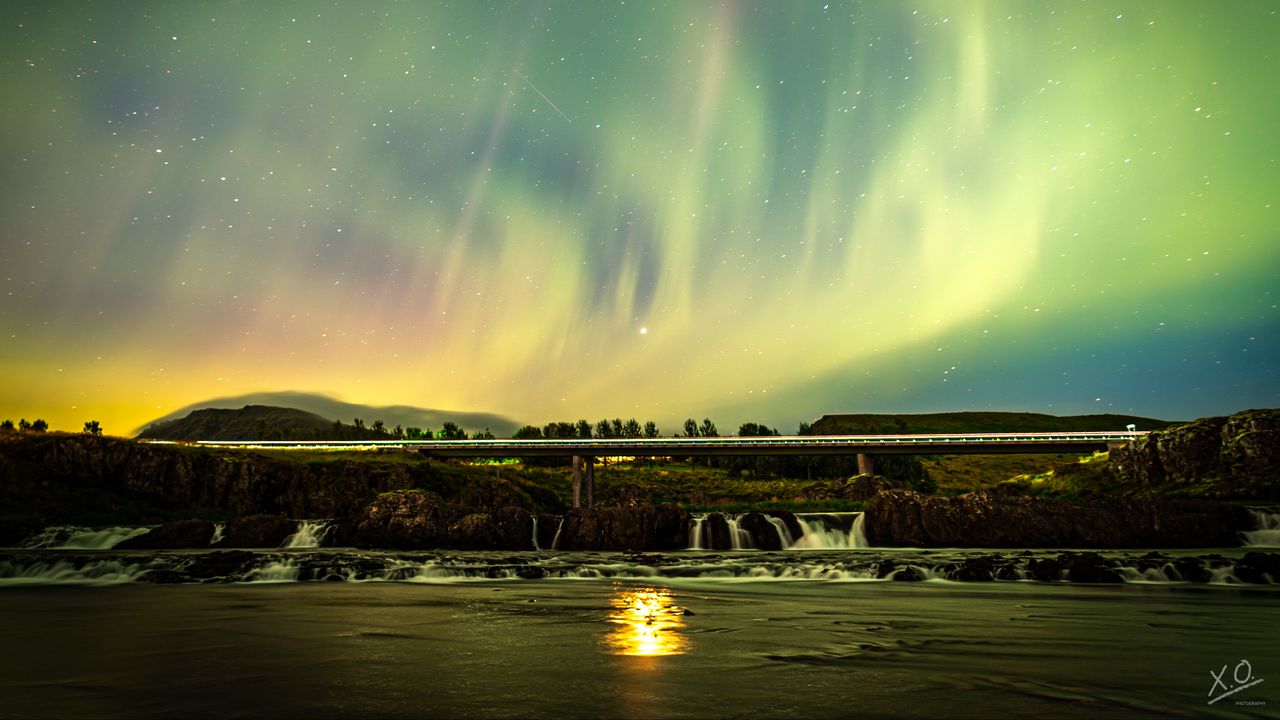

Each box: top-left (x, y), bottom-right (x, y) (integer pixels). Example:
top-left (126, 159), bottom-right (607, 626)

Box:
top-left (1108, 409), bottom-right (1280, 499)
top-left (0, 433), bottom-right (526, 523)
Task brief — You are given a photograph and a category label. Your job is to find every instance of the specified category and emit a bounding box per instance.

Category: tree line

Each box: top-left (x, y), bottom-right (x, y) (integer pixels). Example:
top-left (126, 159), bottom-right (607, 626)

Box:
top-left (1, 419), bottom-right (102, 435)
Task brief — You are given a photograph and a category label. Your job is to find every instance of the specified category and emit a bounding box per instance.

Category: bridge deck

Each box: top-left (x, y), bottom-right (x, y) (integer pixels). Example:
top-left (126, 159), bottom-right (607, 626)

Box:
top-left (187, 431), bottom-right (1144, 457)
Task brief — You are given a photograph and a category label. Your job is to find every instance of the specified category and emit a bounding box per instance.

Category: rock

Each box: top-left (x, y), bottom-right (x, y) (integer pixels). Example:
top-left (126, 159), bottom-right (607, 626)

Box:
top-left (116, 519), bottom-right (215, 549)
top-left (347, 490), bottom-right (449, 549)
top-left (953, 556), bottom-right (996, 581)
top-left (891, 566), bottom-right (925, 582)
top-left (764, 511), bottom-right (803, 545)
top-left (448, 513), bottom-right (499, 549)
top-left (555, 503), bottom-right (688, 551)
top-left (1064, 552), bottom-right (1123, 583)
top-left (214, 515), bottom-right (297, 548)
top-left (702, 513), bottom-right (732, 550)
top-left (796, 474), bottom-right (905, 502)
top-left (864, 489), bottom-right (1251, 548)
top-left (738, 512), bottom-right (783, 550)
top-left (1109, 409), bottom-right (1280, 498)
top-left (1233, 552), bottom-right (1280, 584)
top-left (180, 550), bottom-right (260, 581)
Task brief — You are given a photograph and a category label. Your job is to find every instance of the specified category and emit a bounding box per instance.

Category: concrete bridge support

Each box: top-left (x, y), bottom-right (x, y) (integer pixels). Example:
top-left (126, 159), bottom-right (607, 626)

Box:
top-left (572, 455), bottom-right (595, 508)
top-left (857, 453), bottom-right (874, 476)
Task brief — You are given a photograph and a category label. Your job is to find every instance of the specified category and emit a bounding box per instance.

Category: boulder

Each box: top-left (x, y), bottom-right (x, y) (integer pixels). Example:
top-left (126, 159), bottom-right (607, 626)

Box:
top-left (347, 490), bottom-right (449, 549)
top-left (116, 519), bottom-right (215, 549)
top-left (214, 515), bottom-right (297, 548)
top-left (738, 512), bottom-right (783, 551)
top-left (796, 474), bottom-right (905, 502)
top-left (702, 513), bottom-right (732, 550)
top-left (448, 513), bottom-right (499, 549)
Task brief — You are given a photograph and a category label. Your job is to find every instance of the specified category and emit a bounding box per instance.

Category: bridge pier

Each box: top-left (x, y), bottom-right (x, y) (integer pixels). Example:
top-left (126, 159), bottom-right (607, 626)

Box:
top-left (572, 455), bottom-right (595, 508)
top-left (857, 453), bottom-right (874, 476)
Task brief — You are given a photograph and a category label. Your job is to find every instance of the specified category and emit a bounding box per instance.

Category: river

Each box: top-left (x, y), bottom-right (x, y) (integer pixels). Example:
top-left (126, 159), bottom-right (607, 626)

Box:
top-left (2, 550), bottom-right (1277, 718)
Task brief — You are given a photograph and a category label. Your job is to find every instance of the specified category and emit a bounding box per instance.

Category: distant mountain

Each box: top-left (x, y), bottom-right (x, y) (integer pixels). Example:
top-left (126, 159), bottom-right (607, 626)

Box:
top-left (134, 391), bottom-right (519, 439)
top-left (808, 411), bottom-right (1176, 435)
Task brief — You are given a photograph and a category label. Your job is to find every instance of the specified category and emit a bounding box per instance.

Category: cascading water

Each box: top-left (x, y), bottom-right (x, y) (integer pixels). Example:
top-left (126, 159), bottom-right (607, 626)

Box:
top-left (851, 513), bottom-right (869, 549)
top-left (1242, 509), bottom-right (1280, 547)
top-left (210, 522), bottom-right (225, 546)
top-left (284, 521), bottom-right (331, 548)
top-left (764, 515), bottom-right (794, 548)
top-left (531, 515), bottom-right (540, 550)
top-left (725, 516), bottom-right (754, 550)
top-left (790, 513), bottom-right (871, 549)
top-left (18, 526), bottom-right (151, 550)
top-left (687, 515), bottom-right (706, 550)
top-left (550, 517), bottom-right (565, 550)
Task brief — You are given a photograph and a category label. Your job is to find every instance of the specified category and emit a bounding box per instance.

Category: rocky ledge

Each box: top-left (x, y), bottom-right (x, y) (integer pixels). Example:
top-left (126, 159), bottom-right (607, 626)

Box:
top-left (865, 489), bottom-right (1251, 548)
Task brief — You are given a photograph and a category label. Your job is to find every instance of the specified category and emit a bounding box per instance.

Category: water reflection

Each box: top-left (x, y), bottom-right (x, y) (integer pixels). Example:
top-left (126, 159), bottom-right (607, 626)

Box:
top-left (604, 585), bottom-right (689, 656)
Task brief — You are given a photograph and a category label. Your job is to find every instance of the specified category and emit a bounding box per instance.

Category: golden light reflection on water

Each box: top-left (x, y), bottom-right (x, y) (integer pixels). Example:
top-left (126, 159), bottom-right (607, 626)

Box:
top-left (604, 586), bottom-right (689, 656)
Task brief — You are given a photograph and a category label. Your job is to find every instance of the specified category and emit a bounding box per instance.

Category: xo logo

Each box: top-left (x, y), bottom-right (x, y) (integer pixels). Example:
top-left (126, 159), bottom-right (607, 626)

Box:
top-left (1208, 659), bottom-right (1264, 705)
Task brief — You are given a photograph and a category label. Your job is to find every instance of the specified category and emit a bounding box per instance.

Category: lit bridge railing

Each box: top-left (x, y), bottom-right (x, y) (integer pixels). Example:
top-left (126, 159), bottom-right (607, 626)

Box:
top-left (178, 431), bottom-right (1147, 457)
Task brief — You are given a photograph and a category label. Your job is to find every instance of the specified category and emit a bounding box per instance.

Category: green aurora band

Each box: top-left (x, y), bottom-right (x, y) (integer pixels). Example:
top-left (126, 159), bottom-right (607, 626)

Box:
top-left (1, 1), bottom-right (1276, 434)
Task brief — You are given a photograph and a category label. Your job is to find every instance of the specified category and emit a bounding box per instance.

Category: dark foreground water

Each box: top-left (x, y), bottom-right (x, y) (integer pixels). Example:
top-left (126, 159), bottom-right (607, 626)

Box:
top-left (2, 557), bottom-right (1277, 719)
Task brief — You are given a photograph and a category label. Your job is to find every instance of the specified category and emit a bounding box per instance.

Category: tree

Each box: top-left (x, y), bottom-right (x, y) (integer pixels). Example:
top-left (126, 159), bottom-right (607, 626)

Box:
top-left (576, 419), bottom-right (593, 439)
top-left (30, 419), bottom-right (48, 432)
top-left (643, 421), bottom-right (659, 438)
top-left (371, 420), bottom-right (386, 435)
top-left (83, 420), bottom-right (102, 435)
top-left (610, 418), bottom-right (624, 437)
top-left (439, 421), bottom-right (466, 440)
top-left (472, 428), bottom-right (496, 440)
top-left (393, 424), bottom-right (405, 439)
top-left (699, 418), bottom-right (718, 437)
top-left (682, 418), bottom-right (699, 437)
top-left (622, 418), bottom-right (642, 438)
top-left (353, 418), bottom-right (365, 431)
top-left (513, 425), bottom-right (543, 439)
top-left (1, 420), bottom-right (14, 432)
top-left (737, 422), bottom-right (777, 437)
top-left (18, 419), bottom-right (31, 431)
top-left (594, 419), bottom-right (613, 439)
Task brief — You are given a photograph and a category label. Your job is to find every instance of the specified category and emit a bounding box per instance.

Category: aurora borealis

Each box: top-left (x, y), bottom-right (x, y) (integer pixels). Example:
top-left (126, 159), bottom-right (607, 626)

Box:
top-left (1, 1), bottom-right (1277, 436)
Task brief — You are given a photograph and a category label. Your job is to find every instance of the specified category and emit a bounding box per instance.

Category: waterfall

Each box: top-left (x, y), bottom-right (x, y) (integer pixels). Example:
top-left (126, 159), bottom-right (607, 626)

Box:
top-left (531, 515), bottom-right (540, 551)
top-left (245, 560), bottom-right (299, 583)
top-left (725, 516), bottom-right (754, 550)
top-left (764, 515), bottom-right (794, 548)
top-left (789, 513), bottom-right (871, 549)
top-left (688, 515), bottom-right (706, 550)
top-left (210, 522), bottom-right (225, 546)
top-left (284, 521), bottom-right (331, 548)
top-left (1242, 509), bottom-right (1280, 547)
top-left (19, 526), bottom-right (151, 550)
top-left (851, 513), bottom-right (869, 549)
top-left (550, 517), bottom-right (565, 550)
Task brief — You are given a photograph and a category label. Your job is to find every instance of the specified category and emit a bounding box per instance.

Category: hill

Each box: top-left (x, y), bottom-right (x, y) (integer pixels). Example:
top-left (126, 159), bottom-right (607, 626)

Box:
top-left (134, 391), bottom-right (519, 438)
top-left (139, 406), bottom-right (365, 441)
top-left (809, 411), bottom-right (1175, 435)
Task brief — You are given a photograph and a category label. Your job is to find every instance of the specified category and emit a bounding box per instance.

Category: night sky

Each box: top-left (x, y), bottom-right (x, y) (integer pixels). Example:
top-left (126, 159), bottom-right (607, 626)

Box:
top-left (2, 1), bottom-right (1277, 436)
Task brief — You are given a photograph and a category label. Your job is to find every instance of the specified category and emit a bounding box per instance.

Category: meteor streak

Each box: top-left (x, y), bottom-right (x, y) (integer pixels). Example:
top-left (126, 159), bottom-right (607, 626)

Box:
top-left (514, 69), bottom-right (571, 122)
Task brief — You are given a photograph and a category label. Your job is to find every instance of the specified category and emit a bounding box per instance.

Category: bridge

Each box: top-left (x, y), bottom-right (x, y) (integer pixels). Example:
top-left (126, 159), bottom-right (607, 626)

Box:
top-left (190, 431), bottom-right (1145, 508)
